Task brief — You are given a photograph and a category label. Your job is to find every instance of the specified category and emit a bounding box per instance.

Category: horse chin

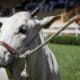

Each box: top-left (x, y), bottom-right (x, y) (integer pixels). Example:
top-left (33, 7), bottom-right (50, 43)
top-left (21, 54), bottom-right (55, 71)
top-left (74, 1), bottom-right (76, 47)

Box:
top-left (0, 51), bottom-right (13, 67)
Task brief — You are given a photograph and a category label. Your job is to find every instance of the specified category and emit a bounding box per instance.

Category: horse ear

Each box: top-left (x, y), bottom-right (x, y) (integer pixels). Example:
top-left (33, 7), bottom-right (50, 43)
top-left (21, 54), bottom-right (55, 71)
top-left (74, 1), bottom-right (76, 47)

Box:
top-left (39, 15), bottom-right (60, 28)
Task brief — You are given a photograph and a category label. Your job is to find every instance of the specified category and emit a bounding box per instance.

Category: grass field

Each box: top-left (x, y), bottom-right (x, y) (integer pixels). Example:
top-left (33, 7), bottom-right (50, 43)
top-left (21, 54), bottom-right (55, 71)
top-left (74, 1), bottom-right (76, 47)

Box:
top-left (49, 44), bottom-right (80, 80)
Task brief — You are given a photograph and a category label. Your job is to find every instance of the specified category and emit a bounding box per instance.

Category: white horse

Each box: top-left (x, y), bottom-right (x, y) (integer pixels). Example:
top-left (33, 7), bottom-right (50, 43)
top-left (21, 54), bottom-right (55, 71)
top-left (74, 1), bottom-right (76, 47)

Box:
top-left (0, 11), bottom-right (61, 80)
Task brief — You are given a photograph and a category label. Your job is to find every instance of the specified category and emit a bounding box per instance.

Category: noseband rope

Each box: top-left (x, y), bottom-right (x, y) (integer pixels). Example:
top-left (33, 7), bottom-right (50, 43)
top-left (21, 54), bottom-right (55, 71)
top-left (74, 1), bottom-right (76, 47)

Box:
top-left (0, 41), bottom-right (16, 54)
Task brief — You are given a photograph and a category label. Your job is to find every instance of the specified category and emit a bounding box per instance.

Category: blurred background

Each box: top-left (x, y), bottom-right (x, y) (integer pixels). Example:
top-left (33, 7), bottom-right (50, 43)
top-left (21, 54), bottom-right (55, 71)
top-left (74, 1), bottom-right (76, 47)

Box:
top-left (0, 0), bottom-right (79, 16)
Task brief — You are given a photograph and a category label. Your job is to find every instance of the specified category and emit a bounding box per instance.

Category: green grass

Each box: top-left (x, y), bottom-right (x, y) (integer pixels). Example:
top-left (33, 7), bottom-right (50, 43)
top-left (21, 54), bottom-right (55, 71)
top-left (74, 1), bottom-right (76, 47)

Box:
top-left (49, 44), bottom-right (80, 80)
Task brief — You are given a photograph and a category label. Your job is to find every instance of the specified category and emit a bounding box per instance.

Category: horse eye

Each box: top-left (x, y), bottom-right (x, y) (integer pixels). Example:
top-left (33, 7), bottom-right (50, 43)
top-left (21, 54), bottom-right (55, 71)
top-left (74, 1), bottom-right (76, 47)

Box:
top-left (19, 26), bottom-right (27, 34)
top-left (0, 23), bottom-right (2, 28)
